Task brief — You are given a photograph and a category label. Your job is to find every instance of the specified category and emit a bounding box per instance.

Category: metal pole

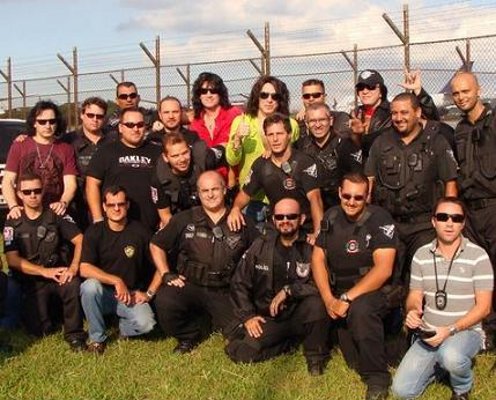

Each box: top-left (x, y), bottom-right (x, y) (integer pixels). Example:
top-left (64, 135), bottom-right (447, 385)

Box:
top-left (264, 22), bottom-right (270, 76)
top-left (247, 28), bottom-right (267, 76)
top-left (354, 44), bottom-right (358, 107)
top-left (73, 47), bottom-right (78, 129)
top-left (156, 35), bottom-right (161, 107)
top-left (466, 38), bottom-right (471, 71)
top-left (0, 58), bottom-right (13, 117)
top-left (403, 4), bottom-right (410, 71)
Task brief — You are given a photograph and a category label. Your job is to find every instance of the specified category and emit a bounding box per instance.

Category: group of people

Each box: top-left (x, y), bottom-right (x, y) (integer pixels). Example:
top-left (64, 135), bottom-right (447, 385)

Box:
top-left (0, 68), bottom-right (495, 400)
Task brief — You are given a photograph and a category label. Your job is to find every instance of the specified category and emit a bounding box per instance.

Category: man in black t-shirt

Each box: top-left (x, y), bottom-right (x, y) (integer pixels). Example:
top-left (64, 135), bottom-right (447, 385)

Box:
top-left (86, 107), bottom-right (162, 231)
top-left (226, 198), bottom-right (330, 376)
top-left (80, 186), bottom-right (157, 354)
top-left (228, 113), bottom-right (324, 244)
top-left (296, 103), bottom-right (363, 210)
top-left (3, 174), bottom-right (86, 351)
top-left (150, 171), bottom-right (256, 354)
top-left (312, 173), bottom-right (398, 400)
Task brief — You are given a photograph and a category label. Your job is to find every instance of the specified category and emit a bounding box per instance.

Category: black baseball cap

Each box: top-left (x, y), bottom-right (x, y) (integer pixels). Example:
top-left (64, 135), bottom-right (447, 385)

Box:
top-left (356, 69), bottom-right (384, 89)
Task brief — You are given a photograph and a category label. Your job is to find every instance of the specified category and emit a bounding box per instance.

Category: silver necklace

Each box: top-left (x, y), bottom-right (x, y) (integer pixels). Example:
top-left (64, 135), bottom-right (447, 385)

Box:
top-left (35, 142), bottom-right (54, 169)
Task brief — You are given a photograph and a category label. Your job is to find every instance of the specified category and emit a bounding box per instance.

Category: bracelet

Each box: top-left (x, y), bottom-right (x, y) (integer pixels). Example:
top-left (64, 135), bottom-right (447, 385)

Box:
top-left (146, 289), bottom-right (156, 300)
top-left (9, 204), bottom-right (20, 211)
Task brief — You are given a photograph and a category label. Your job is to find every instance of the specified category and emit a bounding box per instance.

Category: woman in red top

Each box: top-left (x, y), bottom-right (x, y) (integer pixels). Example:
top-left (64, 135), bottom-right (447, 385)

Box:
top-left (190, 72), bottom-right (241, 187)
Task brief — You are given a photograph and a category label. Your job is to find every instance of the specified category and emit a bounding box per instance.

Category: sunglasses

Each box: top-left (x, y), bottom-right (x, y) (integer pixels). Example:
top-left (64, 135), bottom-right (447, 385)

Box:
top-left (341, 193), bottom-right (366, 202)
top-left (36, 119), bottom-right (57, 126)
top-left (200, 88), bottom-right (219, 95)
top-left (105, 202), bottom-right (127, 208)
top-left (120, 121), bottom-right (145, 129)
top-left (85, 112), bottom-right (105, 120)
top-left (273, 213), bottom-right (300, 221)
top-left (117, 93), bottom-right (138, 100)
top-left (356, 84), bottom-right (378, 92)
top-left (21, 188), bottom-right (43, 196)
top-left (434, 213), bottom-right (465, 223)
top-left (302, 92), bottom-right (323, 100)
top-left (259, 92), bottom-right (281, 101)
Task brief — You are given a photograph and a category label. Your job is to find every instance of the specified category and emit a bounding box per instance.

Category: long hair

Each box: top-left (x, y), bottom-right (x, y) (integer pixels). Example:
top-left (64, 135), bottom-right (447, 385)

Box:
top-left (192, 72), bottom-right (231, 119)
top-left (26, 100), bottom-right (66, 136)
top-left (245, 75), bottom-right (290, 117)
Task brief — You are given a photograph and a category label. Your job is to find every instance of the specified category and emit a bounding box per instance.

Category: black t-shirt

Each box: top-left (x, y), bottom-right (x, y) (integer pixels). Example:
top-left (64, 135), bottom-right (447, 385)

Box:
top-left (296, 133), bottom-right (363, 208)
top-left (86, 140), bottom-right (162, 231)
top-left (315, 205), bottom-right (397, 292)
top-left (81, 220), bottom-right (152, 290)
top-left (273, 240), bottom-right (299, 293)
top-left (243, 149), bottom-right (320, 217)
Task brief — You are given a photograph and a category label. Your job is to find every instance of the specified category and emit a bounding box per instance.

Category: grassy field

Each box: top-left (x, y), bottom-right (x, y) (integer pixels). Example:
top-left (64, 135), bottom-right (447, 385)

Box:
top-left (0, 329), bottom-right (495, 400)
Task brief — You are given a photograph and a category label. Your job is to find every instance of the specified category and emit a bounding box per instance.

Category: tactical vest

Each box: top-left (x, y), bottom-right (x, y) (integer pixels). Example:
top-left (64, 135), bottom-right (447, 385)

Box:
top-left (457, 108), bottom-right (496, 199)
top-left (11, 210), bottom-right (63, 268)
top-left (156, 159), bottom-right (202, 214)
top-left (300, 135), bottom-right (341, 190)
top-left (374, 128), bottom-right (439, 217)
top-left (320, 208), bottom-right (373, 293)
top-left (177, 207), bottom-right (245, 288)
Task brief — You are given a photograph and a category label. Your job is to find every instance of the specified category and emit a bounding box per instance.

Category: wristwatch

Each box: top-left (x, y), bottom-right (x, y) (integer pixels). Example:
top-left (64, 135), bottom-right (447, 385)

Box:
top-left (340, 293), bottom-right (352, 304)
top-left (449, 325), bottom-right (458, 336)
top-left (146, 289), bottom-right (156, 300)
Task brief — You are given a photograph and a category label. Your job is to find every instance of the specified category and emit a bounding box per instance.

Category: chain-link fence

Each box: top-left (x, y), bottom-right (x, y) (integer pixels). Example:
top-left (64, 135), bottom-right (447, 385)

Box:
top-left (1, 28), bottom-right (495, 126)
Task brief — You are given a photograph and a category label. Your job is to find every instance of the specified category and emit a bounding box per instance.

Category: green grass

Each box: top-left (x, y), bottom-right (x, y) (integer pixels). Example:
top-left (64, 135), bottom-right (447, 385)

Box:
top-left (0, 330), bottom-right (495, 400)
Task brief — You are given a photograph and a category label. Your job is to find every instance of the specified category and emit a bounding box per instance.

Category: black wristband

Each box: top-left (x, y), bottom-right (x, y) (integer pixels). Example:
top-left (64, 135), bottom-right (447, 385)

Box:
top-left (162, 272), bottom-right (180, 284)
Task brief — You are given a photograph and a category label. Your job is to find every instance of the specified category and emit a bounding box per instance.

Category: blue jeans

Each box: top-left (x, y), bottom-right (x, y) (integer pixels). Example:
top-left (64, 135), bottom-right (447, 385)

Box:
top-left (392, 330), bottom-right (482, 398)
top-left (80, 279), bottom-right (156, 343)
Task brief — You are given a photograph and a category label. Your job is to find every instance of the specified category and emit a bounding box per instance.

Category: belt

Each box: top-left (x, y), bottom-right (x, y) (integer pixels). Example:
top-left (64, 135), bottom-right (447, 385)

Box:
top-left (466, 197), bottom-right (496, 210)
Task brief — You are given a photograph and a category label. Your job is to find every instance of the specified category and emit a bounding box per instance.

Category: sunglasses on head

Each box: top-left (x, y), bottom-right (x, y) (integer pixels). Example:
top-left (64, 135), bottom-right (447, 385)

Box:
top-left (36, 119), bottom-right (57, 126)
top-left (434, 213), bottom-right (465, 223)
top-left (302, 92), bottom-right (323, 100)
top-left (341, 193), bottom-right (365, 202)
top-left (120, 121), bottom-right (145, 129)
top-left (273, 213), bottom-right (300, 221)
top-left (117, 92), bottom-right (138, 100)
top-left (85, 112), bottom-right (105, 120)
top-left (259, 92), bottom-right (281, 101)
top-left (356, 84), bottom-right (378, 92)
top-left (21, 188), bottom-right (43, 196)
top-left (200, 88), bottom-right (219, 95)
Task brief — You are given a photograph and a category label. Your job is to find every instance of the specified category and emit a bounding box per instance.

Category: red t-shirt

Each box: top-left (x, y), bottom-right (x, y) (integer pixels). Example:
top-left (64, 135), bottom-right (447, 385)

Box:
top-left (190, 106), bottom-right (242, 182)
top-left (6, 136), bottom-right (78, 206)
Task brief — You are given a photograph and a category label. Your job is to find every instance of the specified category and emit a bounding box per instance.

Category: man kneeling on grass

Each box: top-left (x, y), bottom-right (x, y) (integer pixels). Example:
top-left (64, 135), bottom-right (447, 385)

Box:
top-left (80, 186), bottom-right (158, 354)
top-left (226, 198), bottom-right (331, 376)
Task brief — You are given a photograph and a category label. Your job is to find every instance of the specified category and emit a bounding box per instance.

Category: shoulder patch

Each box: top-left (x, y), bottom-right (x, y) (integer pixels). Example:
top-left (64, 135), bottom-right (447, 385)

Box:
top-left (3, 226), bottom-right (14, 246)
top-left (303, 163), bottom-right (318, 178)
top-left (379, 224), bottom-right (395, 239)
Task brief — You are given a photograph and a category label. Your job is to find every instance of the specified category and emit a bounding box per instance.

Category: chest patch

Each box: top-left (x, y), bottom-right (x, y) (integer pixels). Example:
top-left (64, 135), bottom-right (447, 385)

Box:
top-left (296, 262), bottom-right (310, 278)
top-left (283, 177), bottom-right (296, 190)
top-left (346, 239), bottom-right (360, 254)
top-left (124, 245), bottom-right (135, 258)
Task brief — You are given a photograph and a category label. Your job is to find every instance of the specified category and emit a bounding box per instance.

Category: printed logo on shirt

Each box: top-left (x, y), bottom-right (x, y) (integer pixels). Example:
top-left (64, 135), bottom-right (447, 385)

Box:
top-left (283, 177), bottom-right (296, 190)
top-left (346, 239), bottom-right (359, 254)
top-left (379, 224), bottom-right (395, 239)
top-left (186, 224), bottom-right (195, 232)
top-left (296, 262), bottom-right (310, 278)
top-left (124, 245), bottom-right (136, 258)
top-left (255, 263), bottom-right (269, 272)
top-left (118, 155), bottom-right (152, 169)
top-left (3, 227), bottom-right (14, 246)
top-left (151, 186), bottom-right (158, 203)
top-left (303, 163), bottom-right (318, 178)
top-left (365, 234), bottom-right (371, 248)
top-left (350, 150), bottom-right (363, 164)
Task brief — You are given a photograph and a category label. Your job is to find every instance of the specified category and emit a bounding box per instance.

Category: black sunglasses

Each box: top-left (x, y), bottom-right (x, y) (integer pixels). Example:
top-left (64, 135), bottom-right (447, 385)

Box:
top-left (273, 213), bottom-right (300, 221)
top-left (120, 121), bottom-right (145, 129)
top-left (259, 92), bottom-right (282, 101)
top-left (85, 112), bottom-right (105, 120)
top-left (434, 213), bottom-right (465, 223)
top-left (21, 188), bottom-right (43, 196)
top-left (105, 202), bottom-right (127, 208)
top-left (341, 193), bottom-right (365, 202)
top-left (356, 84), bottom-right (378, 92)
top-left (117, 93), bottom-right (138, 100)
top-left (302, 92), bottom-right (323, 100)
top-left (200, 88), bottom-right (219, 95)
top-left (36, 119), bottom-right (57, 126)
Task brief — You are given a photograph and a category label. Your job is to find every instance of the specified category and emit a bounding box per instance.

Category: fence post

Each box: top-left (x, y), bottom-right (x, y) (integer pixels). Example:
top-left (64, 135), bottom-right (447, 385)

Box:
top-left (57, 77), bottom-right (72, 128)
top-left (0, 58), bottom-right (12, 117)
top-left (176, 64), bottom-right (191, 107)
top-left (13, 80), bottom-right (26, 119)
top-left (57, 48), bottom-right (78, 129)
top-left (340, 44), bottom-right (358, 107)
top-left (247, 23), bottom-right (270, 76)
top-left (383, 4), bottom-right (410, 71)
top-left (139, 36), bottom-right (161, 108)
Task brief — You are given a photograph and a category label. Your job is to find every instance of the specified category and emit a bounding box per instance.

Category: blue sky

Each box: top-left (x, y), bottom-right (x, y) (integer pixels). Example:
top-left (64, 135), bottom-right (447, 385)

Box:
top-left (2, 0), bottom-right (491, 71)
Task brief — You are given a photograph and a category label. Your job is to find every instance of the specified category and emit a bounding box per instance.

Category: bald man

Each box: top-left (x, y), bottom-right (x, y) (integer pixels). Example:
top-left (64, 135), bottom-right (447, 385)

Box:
top-left (451, 72), bottom-right (496, 344)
